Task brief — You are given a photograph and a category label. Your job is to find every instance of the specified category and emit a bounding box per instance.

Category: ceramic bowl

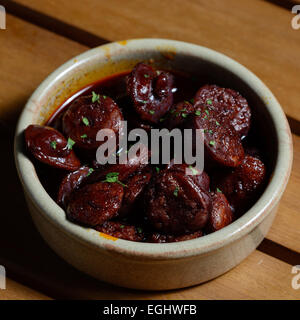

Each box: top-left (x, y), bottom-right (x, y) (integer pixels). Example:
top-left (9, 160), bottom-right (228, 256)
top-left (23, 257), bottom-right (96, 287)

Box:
top-left (14, 39), bottom-right (293, 290)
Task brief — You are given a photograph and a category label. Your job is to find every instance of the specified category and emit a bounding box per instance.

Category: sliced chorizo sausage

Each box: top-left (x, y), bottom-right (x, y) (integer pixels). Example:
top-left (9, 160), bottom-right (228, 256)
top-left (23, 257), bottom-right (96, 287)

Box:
top-left (188, 106), bottom-right (245, 167)
top-left (146, 169), bottom-right (211, 234)
top-left (195, 84), bottom-right (251, 138)
top-left (62, 94), bottom-right (124, 150)
top-left (95, 221), bottom-right (144, 242)
top-left (127, 63), bottom-right (174, 123)
top-left (212, 155), bottom-right (266, 215)
top-left (119, 167), bottom-right (153, 217)
top-left (164, 101), bottom-right (194, 129)
top-left (25, 124), bottom-right (81, 171)
top-left (66, 182), bottom-right (124, 226)
top-left (206, 191), bottom-right (233, 232)
top-left (57, 165), bottom-right (92, 208)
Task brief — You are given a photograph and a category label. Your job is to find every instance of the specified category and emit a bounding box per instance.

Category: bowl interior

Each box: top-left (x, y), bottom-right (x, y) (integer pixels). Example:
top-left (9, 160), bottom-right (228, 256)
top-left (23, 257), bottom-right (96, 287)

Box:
top-left (14, 39), bottom-right (291, 259)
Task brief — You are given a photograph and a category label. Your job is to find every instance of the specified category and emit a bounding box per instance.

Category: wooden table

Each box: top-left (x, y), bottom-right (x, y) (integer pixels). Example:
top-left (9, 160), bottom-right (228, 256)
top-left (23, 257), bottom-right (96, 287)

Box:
top-left (0, 0), bottom-right (299, 300)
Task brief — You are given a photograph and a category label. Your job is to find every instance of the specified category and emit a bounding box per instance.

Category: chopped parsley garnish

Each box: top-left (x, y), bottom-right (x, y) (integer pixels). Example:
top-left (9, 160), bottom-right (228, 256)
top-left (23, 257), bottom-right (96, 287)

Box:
top-left (208, 129), bottom-right (213, 134)
top-left (203, 115), bottom-right (208, 120)
top-left (149, 110), bottom-right (155, 115)
top-left (102, 172), bottom-right (127, 187)
top-left (81, 134), bottom-right (88, 139)
top-left (144, 74), bottom-right (150, 78)
top-left (173, 186), bottom-right (179, 197)
top-left (137, 227), bottom-right (143, 233)
top-left (82, 117), bottom-right (89, 126)
top-left (50, 141), bottom-right (57, 150)
top-left (216, 188), bottom-right (222, 193)
top-left (209, 140), bottom-right (215, 146)
top-left (87, 168), bottom-right (94, 176)
top-left (190, 98), bottom-right (195, 104)
top-left (216, 121), bottom-right (220, 126)
top-left (189, 165), bottom-right (198, 175)
top-left (170, 109), bottom-right (176, 114)
top-left (206, 99), bottom-right (213, 105)
top-left (120, 225), bottom-right (125, 229)
top-left (182, 113), bottom-right (188, 118)
top-left (67, 138), bottom-right (75, 150)
top-left (102, 95), bottom-right (107, 99)
top-left (159, 118), bottom-right (165, 122)
top-left (155, 167), bottom-right (160, 173)
top-left (205, 109), bottom-right (210, 115)
top-left (92, 91), bottom-right (100, 103)
top-left (195, 110), bottom-right (201, 116)
top-left (141, 100), bottom-right (147, 104)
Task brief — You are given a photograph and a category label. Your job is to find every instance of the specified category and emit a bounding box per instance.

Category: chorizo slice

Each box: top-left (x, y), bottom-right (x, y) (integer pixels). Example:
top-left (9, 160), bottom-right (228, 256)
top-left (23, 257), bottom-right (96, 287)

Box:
top-left (127, 63), bottom-right (174, 123)
top-left (66, 182), bottom-right (124, 226)
top-left (188, 107), bottom-right (245, 167)
top-left (95, 221), bottom-right (144, 242)
top-left (57, 165), bottom-right (92, 208)
top-left (166, 162), bottom-right (210, 191)
top-left (164, 101), bottom-right (194, 129)
top-left (146, 169), bottom-right (211, 234)
top-left (195, 84), bottom-right (251, 138)
top-left (89, 144), bottom-right (150, 183)
top-left (25, 124), bottom-right (81, 171)
top-left (206, 191), bottom-right (233, 233)
top-left (149, 230), bottom-right (203, 243)
top-left (213, 155), bottom-right (266, 214)
top-left (62, 94), bottom-right (124, 150)
top-left (119, 167), bottom-right (153, 217)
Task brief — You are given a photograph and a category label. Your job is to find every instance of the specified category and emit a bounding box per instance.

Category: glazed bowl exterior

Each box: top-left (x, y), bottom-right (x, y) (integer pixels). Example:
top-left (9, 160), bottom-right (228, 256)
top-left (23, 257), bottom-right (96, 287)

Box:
top-left (14, 39), bottom-right (293, 290)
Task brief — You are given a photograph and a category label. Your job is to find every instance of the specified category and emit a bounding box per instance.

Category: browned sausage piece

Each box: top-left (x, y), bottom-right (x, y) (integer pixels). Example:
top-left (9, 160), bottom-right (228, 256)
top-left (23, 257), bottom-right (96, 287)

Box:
top-left (189, 106), bottom-right (245, 167)
top-left (213, 155), bottom-right (266, 214)
top-left (206, 191), bottom-right (233, 233)
top-left (195, 85), bottom-right (251, 138)
top-left (95, 221), bottom-right (144, 242)
top-left (149, 230), bottom-right (203, 243)
top-left (89, 144), bottom-right (150, 183)
top-left (66, 182), bottom-right (124, 226)
top-left (164, 101), bottom-right (194, 129)
top-left (62, 94), bottom-right (124, 150)
top-left (119, 167), bottom-right (153, 217)
top-left (57, 165), bottom-right (92, 208)
top-left (25, 124), bottom-right (81, 171)
top-left (166, 162), bottom-right (210, 191)
top-left (127, 63), bottom-right (174, 123)
top-left (146, 169), bottom-right (211, 234)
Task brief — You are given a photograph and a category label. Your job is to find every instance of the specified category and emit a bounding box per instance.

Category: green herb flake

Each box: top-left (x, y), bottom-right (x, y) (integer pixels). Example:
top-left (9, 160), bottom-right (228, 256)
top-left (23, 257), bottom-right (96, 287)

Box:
top-left (50, 141), bottom-right (57, 150)
top-left (203, 115), bottom-right (208, 120)
top-left (190, 98), bottom-right (195, 104)
top-left (137, 227), bottom-right (143, 233)
top-left (141, 100), bottom-right (147, 104)
top-left (205, 109), bottom-right (210, 116)
top-left (182, 113), bottom-right (188, 118)
top-left (159, 118), bottom-right (165, 122)
top-left (92, 91), bottom-right (100, 103)
top-left (120, 225), bottom-right (125, 229)
top-left (206, 99), bottom-right (213, 105)
top-left (173, 186), bottom-right (179, 197)
top-left (149, 110), bottom-right (155, 115)
top-left (144, 74), bottom-right (150, 78)
top-left (102, 95), bottom-right (107, 99)
top-left (209, 140), bottom-right (215, 146)
top-left (102, 172), bottom-right (127, 187)
top-left (170, 109), bottom-right (176, 114)
top-left (87, 168), bottom-right (94, 177)
top-left (188, 165), bottom-right (198, 175)
top-left (209, 129), bottom-right (213, 135)
top-left (81, 134), bottom-right (88, 139)
top-left (216, 121), bottom-right (220, 126)
top-left (82, 117), bottom-right (89, 126)
top-left (155, 167), bottom-right (160, 173)
top-left (67, 138), bottom-right (76, 150)
top-left (216, 188), bottom-right (222, 193)
top-left (195, 110), bottom-right (201, 116)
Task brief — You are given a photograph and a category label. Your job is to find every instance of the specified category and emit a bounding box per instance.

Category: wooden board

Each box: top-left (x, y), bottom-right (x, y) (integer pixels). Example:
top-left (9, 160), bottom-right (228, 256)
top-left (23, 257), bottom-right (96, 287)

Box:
top-left (0, 1), bottom-right (299, 299)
